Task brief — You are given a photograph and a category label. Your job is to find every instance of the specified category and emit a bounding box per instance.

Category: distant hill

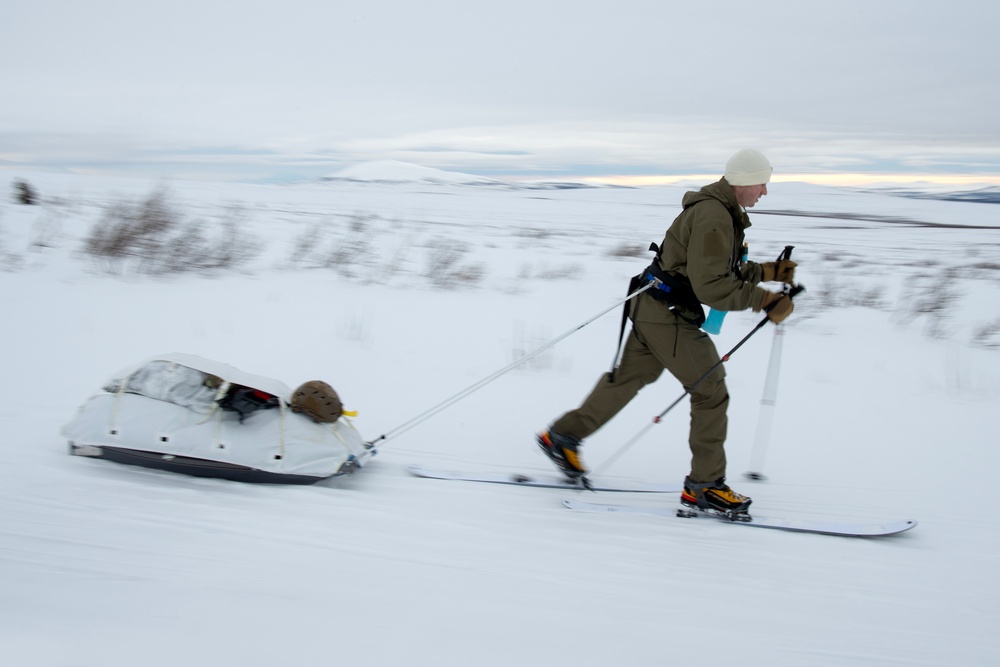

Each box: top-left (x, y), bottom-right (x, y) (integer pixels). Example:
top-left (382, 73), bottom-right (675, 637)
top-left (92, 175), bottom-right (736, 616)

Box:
top-left (863, 184), bottom-right (1000, 204)
top-left (322, 160), bottom-right (505, 186)
top-left (895, 186), bottom-right (1000, 205)
top-left (320, 160), bottom-right (616, 190)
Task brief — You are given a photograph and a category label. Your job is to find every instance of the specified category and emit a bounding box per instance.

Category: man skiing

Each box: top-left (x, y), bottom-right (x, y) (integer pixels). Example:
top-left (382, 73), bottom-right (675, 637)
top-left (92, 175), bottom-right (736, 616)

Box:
top-left (537, 148), bottom-right (795, 517)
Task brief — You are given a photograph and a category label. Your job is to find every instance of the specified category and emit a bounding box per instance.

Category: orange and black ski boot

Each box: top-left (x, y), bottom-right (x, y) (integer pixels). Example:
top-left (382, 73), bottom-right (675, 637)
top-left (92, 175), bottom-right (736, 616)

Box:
top-left (536, 430), bottom-right (587, 480)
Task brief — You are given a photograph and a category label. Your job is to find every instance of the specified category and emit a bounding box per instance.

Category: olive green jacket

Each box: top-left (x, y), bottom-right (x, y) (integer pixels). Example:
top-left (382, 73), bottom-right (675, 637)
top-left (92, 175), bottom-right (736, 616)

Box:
top-left (633, 177), bottom-right (769, 325)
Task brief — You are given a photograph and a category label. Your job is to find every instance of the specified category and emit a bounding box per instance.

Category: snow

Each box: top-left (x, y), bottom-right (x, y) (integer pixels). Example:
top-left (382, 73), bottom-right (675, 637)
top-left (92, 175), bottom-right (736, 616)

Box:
top-left (2, 164), bottom-right (999, 666)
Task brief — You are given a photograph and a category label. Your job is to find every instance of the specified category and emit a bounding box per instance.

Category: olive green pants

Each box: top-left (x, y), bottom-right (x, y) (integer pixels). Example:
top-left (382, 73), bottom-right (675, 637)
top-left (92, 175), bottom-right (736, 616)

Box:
top-left (551, 318), bottom-right (729, 482)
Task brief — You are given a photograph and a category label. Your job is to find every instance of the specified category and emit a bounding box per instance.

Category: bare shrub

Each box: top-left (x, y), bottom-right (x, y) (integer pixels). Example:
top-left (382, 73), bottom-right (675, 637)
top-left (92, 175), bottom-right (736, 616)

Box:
top-left (854, 285), bottom-right (889, 309)
top-left (447, 262), bottom-right (486, 286)
top-left (813, 273), bottom-right (888, 310)
top-left (971, 318), bottom-right (1000, 349)
top-left (513, 227), bottom-right (552, 240)
top-left (288, 220), bottom-right (329, 268)
top-left (532, 263), bottom-right (581, 280)
top-left (330, 213), bottom-right (376, 278)
top-left (205, 205), bottom-right (263, 271)
top-left (894, 268), bottom-right (962, 339)
top-left (82, 190), bottom-right (261, 276)
top-left (377, 228), bottom-right (413, 283)
top-left (966, 262), bottom-right (1000, 279)
top-left (424, 237), bottom-right (485, 289)
top-left (13, 180), bottom-right (38, 205)
top-left (287, 212), bottom-right (379, 279)
top-left (82, 190), bottom-right (177, 273)
top-left (608, 242), bottom-right (646, 258)
top-left (152, 206), bottom-right (261, 275)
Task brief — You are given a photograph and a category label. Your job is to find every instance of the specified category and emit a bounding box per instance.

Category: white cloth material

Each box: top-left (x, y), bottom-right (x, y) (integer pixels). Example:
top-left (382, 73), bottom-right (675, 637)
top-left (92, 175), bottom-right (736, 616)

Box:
top-left (105, 360), bottom-right (218, 413)
top-left (63, 353), bottom-right (367, 479)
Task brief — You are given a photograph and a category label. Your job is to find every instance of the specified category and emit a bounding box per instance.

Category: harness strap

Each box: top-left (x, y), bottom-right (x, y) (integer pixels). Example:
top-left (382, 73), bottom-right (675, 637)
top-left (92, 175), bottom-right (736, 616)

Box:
top-left (609, 243), bottom-right (707, 378)
top-left (610, 272), bottom-right (645, 377)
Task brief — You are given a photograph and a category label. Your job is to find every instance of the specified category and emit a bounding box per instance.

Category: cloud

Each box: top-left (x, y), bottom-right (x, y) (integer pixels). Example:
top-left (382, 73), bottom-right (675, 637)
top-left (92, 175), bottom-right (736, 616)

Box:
top-left (2, 0), bottom-right (998, 183)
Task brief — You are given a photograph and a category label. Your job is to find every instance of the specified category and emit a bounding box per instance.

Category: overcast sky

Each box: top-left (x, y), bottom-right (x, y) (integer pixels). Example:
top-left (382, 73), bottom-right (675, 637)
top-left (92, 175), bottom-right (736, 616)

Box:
top-left (2, 0), bottom-right (998, 184)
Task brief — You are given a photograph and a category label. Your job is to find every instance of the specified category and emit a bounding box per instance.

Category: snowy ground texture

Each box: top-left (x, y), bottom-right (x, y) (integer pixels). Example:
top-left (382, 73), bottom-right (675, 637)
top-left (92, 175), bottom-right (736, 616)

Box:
top-left (2, 165), bottom-right (999, 666)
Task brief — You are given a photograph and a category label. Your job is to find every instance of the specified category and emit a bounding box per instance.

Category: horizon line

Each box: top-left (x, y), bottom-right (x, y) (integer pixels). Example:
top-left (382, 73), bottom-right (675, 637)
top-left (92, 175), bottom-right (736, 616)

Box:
top-left (574, 173), bottom-right (1000, 188)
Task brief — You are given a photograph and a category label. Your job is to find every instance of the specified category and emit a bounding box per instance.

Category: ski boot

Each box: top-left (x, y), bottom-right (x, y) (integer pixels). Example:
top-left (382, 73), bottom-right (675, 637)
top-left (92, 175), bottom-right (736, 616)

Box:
top-left (679, 477), bottom-right (752, 521)
top-left (536, 430), bottom-right (588, 484)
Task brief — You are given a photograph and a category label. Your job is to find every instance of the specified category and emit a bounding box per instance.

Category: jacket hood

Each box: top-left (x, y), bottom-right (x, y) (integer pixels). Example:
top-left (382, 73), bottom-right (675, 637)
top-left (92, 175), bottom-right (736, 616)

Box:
top-left (681, 177), bottom-right (750, 228)
top-left (681, 177), bottom-right (736, 210)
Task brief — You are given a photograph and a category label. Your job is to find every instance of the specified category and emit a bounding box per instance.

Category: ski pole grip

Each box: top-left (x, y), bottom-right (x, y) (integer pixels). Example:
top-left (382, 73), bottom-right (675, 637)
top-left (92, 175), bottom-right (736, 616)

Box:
top-left (778, 245), bottom-right (801, 298)
top-left (757, 246), bottom-right (805, 325)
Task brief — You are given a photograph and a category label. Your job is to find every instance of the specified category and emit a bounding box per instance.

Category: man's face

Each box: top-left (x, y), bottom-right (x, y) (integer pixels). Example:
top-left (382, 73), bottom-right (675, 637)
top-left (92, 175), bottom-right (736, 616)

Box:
top-left (733, 183), bottom-right (768, 208)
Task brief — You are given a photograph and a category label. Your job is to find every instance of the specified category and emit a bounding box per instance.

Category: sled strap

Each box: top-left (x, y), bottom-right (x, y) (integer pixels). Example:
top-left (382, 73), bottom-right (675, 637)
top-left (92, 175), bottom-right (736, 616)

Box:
top-left (213, 405), bottom-right (224, 448)
top-left (197, 380), bottom-right (230, 426)
top-left (330, 420), bottom-right (349, 449)
top-left (108, 369), bottom-right (138, 435)
top-left (276, 399), bottom-right (287, 460)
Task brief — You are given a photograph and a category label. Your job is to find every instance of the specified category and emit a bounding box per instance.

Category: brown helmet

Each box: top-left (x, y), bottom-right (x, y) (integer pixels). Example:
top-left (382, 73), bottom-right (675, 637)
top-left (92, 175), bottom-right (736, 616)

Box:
top-left (290, 380), bottom-right (344, 423)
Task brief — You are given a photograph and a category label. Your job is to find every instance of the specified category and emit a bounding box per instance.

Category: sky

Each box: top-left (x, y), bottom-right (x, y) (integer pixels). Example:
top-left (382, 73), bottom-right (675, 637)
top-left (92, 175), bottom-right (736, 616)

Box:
top-left (2, 0), bottom-right (999, 185)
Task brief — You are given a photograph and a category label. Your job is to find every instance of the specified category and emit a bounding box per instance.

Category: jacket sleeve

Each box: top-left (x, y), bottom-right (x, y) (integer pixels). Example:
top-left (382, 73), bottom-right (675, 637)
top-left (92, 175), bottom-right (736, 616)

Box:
top-left (740, 261), bottom-right (765, 284)
top-left (685, 202), bottom-right (768, 312)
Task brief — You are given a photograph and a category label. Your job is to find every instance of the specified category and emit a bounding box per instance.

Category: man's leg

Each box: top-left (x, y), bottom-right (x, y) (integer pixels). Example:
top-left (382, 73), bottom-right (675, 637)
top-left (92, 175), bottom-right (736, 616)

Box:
top-left (551, 328), bottom-right (665, 438)
top-left (637, 320), bottom-right (729, 481)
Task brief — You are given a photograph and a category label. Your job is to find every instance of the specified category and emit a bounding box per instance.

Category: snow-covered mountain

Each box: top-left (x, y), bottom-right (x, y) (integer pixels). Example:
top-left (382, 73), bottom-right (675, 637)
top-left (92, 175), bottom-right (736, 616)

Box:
top-left (321, 159), bottom-right (606, 190)
top-left (322, 159), bottom-right (505, 186)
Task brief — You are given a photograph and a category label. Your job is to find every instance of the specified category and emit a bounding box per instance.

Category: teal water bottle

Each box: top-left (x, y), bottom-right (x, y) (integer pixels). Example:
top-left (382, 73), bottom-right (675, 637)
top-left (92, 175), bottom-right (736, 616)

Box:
top-left (702, 308), bottom-right (726, 335)
top-left (703, 242), bottom-right (748, 335)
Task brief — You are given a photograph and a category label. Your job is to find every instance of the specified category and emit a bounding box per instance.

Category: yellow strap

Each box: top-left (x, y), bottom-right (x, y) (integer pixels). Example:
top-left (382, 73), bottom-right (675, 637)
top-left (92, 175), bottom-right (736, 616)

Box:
top-left (343, 409), bottom-right (359, 418)
top-left (108, 370), bottom-right (136, 433)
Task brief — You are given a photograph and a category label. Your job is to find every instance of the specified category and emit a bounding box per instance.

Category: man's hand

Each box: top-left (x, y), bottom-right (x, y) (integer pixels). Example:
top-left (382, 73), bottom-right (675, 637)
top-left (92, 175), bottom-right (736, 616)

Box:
top-left (755, 292), bottom-right (794, 324)
top-left (760, 259), bottom-right (797, 284)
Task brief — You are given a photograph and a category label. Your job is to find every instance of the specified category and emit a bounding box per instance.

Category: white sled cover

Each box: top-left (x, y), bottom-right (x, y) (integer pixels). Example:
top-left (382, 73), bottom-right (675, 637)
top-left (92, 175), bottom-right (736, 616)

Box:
top-left (62, 353), bottom-right (368, 482)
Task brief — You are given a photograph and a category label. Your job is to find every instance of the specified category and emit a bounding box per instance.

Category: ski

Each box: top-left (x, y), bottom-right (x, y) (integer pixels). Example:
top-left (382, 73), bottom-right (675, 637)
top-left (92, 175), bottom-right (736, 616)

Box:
top-left (561, 499), bottom-right (917, 537)
top-left (406, 465), bottom-right (682, 493)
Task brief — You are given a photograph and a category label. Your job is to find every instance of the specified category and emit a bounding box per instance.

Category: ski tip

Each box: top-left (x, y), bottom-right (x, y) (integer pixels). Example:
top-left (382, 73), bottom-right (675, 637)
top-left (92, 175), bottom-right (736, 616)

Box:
top-left (743, 471), bottom-right (768, 482)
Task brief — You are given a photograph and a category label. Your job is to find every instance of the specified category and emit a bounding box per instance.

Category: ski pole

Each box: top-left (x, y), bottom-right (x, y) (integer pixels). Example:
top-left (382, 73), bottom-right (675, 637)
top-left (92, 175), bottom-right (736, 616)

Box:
top-left (742, 245), bottom-right (796, 481)
top-left (594, 253), bottom-right (803, 476)
top-left (594, 306), bottom-right (782, 474)
top-left (365, 280), bottom-right (657, 449)
top-left (743, 324), bottom-right (785, 482)
top-left (655, 250), bottom-right (801, 425)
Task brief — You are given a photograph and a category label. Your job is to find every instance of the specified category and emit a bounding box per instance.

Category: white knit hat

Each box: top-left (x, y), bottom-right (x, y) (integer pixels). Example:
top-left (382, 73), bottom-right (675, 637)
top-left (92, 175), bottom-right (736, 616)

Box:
top-left (724, 149), bottom-right (772, 186)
